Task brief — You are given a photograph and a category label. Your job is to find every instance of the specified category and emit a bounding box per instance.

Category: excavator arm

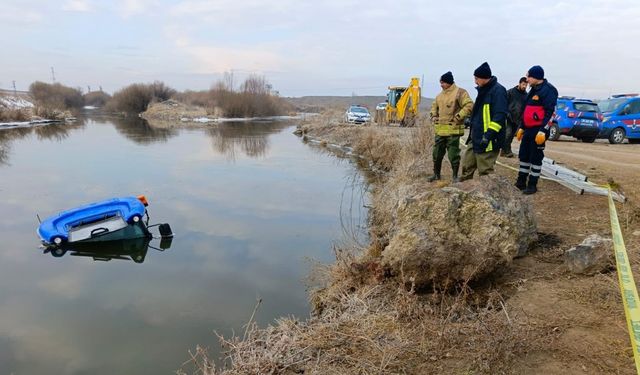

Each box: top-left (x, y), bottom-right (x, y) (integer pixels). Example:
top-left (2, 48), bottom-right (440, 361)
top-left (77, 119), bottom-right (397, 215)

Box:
top-left (384, 77), bottom-right (421, 127)
top-left (395, 77), bottom-right (421, 121)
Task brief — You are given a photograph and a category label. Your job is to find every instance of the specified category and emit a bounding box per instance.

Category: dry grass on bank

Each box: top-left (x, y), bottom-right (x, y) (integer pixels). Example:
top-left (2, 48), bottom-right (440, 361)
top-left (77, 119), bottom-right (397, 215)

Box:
top-left (0, 107), bottom-right (30, 122)
top-left (178, 117), bottom-right (551, 374)
top-left (180, 110), bottom-right (637, 375)
top-left (298, 110), bottom-right (434, 174)
top-left (180, 247), bottom-right (551, 375)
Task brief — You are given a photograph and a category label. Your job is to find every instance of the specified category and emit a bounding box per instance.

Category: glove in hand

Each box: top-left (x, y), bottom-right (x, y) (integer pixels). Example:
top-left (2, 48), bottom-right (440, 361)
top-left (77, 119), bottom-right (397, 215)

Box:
top-left (535, 131), bottom-right (546, 145)
top-left (516, 128), bottom-right (524, 141)
top-left (479, 135), bottom-right (490, 149)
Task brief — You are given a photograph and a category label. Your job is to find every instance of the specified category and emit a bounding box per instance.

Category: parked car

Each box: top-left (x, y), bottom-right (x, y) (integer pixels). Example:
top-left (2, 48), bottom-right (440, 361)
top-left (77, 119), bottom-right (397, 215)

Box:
top-left (375, 102), bottom-right (388, 111)
top-left (548, 96), bottom-right (603, 143)
top-left (597, 94), bottom-right (640, 144)
top-left (344, 105), bottom-right (371, 124)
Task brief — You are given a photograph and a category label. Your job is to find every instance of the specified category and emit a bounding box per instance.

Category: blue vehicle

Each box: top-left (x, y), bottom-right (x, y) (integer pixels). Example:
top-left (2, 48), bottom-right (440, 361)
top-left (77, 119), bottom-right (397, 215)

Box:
top-left (38, 196), bottom-right (149, 246)
top-left (597, 94), bottom-right (640, 144)
top-left (548, 96), bottom-right (603, 143)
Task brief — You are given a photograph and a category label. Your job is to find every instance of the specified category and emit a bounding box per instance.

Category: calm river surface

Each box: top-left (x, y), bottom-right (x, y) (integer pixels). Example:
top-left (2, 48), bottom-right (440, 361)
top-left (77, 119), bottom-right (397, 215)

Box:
top-left (0, 117), bottom-right (366, 374)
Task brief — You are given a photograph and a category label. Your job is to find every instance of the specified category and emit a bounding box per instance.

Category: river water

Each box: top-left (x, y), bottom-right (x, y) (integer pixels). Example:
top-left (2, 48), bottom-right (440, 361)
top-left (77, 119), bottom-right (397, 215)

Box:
top-left (0, 117), bottom-right (367, 374)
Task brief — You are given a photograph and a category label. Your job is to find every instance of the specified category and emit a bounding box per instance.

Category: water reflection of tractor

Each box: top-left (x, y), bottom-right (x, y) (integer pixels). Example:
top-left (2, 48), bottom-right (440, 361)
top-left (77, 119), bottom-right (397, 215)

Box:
top-left (377, 77), bottom-right (421, 127)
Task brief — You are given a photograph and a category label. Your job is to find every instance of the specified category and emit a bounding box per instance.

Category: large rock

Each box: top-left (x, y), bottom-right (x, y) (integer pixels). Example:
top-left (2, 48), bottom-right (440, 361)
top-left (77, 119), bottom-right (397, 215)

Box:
top-left (380, 175), bottom-right (537, 287)
top-left (564, 234), bottom-right (613, 275)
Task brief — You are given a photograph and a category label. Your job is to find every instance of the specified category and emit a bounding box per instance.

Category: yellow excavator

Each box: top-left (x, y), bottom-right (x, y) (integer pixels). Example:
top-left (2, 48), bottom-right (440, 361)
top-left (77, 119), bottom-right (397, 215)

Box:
top-left (379, 77), bottom-right (421, 127)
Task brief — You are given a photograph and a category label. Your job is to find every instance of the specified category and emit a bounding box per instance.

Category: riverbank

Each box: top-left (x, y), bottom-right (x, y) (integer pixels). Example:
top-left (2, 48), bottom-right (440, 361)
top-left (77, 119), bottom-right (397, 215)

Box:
top-left (140, 99), bottom-right (308, 127)
top-left (183, 111), bottom-right (639, 374)
top-left (0, 92), bottom-right (75, 124)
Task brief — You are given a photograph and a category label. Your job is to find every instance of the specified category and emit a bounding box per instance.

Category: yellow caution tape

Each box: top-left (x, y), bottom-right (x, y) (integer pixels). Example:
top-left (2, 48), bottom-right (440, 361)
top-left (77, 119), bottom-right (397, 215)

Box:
top-left (608, 187), bottom-right (640, 374)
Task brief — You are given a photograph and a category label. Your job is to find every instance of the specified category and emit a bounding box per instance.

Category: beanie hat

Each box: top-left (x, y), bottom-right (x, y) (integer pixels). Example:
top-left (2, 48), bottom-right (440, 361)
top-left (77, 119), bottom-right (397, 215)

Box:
top-left (528, 65), bottom-right (544, 80)
top-left (440, 71), bottom-right (454, 85)
top-left (473, 62), bottom-right (492, 79)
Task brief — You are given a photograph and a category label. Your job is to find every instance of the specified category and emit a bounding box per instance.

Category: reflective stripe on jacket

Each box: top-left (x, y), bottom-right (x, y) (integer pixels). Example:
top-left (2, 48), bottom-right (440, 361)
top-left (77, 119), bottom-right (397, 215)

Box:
top-left (430, 84), bottom-right (473, 136)
top-left (468, 76), bottom-right (508, 153)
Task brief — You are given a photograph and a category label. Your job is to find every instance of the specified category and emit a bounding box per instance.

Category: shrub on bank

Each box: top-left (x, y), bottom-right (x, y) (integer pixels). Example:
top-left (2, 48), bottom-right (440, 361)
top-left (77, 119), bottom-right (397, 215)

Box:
top-left (175, 90), bottom-right (215, 109)
top-left (29, 81), bottom-right (84, 110)
top-left (172, 75), bottom-right (291, 118)
top-left (210, 75), bottom-right (291, 117)
top-left (106, 81), bottom-right (176, 113)
top-left (83, 91), bottom-right (112, 107)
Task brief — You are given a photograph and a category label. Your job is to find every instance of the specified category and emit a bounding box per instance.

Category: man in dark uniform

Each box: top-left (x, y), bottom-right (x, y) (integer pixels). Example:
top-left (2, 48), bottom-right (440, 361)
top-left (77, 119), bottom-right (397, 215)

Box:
top-left (460, 62), bottom-right (508, 181)
top-left (515, 65), bottom-right (558, 194)
top-left (502, 77), bottom-right (528, 157)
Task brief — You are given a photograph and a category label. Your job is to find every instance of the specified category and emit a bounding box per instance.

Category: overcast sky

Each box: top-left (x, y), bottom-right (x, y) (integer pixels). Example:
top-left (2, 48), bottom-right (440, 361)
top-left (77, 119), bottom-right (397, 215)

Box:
top-left (1, 0), bottom-right (638, 98)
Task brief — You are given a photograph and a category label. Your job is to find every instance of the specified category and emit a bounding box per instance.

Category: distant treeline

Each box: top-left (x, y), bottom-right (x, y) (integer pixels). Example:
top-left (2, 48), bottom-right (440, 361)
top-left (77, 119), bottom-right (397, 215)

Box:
top-left (1, 75), bottom-right (290, 122)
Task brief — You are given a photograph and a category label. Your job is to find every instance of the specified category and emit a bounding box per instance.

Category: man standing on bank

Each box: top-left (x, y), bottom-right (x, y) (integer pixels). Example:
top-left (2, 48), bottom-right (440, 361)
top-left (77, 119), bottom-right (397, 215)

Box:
top-left (515, 65), bottom-right (558, 194)
top-left (428, 71), bottom-right (473, 182)
top-left (460, 62), bottom-right (508, 181)
top-left (502, 77), bottom-right (528, 157)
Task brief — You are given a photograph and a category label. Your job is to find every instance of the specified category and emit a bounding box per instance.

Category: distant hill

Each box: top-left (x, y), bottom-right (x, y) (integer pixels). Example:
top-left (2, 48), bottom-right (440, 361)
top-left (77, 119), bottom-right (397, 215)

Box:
top-left (285, 96), bottom-right (434, 113)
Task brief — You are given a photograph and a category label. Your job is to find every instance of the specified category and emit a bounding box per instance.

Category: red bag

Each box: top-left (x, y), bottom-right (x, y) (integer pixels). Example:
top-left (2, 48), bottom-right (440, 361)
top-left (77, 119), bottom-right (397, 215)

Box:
top-left (523, 105), bottom-right (544, 127)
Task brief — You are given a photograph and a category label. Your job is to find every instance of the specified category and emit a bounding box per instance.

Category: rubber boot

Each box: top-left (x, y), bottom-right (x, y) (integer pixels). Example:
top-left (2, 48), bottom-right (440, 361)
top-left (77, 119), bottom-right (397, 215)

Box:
top-left (515, 173), bottom-right (527, 191)
top-left (427, 161), bottom-right (442, 182)
top-left (451, 164), bottom-right (460, 183)
top-left (522, 176), bottom-right (539, 195)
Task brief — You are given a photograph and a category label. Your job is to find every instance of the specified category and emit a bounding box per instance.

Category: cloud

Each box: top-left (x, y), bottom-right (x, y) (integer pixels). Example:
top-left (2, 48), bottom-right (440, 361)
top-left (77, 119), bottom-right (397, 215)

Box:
top-left (63, 0), bottom-right (92, 12)
top-left (2, 0), bottom-right (640, 97)
top-left (165, 27), bottom-right (285, 74)
top-left (0, 3), bottom-right (43, 25)
top-left (117, 0), bottom-right (156, 18)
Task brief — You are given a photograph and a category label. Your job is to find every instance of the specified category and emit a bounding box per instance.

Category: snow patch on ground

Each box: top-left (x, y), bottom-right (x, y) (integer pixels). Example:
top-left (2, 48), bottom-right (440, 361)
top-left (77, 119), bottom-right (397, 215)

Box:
top-left (0, 95), bottom-right (35, 109)
top-left (185, 117), bottom-right (216, 123)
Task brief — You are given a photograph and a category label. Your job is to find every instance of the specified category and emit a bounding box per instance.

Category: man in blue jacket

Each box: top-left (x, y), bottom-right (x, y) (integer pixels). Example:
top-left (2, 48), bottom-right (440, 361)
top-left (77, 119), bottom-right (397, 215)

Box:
top-left (460, 62), bottom-right (508, 181)
top-left (515, 65), bottom-right (558, 194)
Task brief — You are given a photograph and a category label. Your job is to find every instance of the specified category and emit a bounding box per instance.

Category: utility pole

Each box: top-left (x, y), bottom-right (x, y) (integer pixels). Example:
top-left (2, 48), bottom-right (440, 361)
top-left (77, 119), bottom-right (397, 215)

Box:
top-left (12, 81), bottom-right (17, 96)
top-left (51, 67), bottom-right (56, 83)
top-left (88, 85), bottom-right (91, 93)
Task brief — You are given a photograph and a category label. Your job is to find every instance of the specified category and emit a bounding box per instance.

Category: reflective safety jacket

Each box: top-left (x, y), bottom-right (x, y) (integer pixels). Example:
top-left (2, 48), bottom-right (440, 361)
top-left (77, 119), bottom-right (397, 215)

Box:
top-left (430, 84), bottom-right (473, 136)
top-left (521, 79), bottom-right (558, 131)
top-left (468, 76), bottom-right (508, 153)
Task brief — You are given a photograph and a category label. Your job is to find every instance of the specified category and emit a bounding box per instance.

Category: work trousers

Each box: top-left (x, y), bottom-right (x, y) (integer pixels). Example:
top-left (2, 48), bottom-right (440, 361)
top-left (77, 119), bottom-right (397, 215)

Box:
top-left (432, 135), bottom-right (461, 167)
top-left (502, 119), bottom-right (518, 155)
top-left (460, 148), bottom-right (499, 181)
top-left (518, 129), bottom-right (545, 186)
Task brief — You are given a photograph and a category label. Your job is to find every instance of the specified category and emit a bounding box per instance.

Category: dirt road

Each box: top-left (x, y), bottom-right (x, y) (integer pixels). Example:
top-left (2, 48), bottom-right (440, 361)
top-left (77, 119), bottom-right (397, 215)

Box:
top-left (542, 137), bottom-right (640, 198)
top-left (491, 136), bottom-right (640, 374)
